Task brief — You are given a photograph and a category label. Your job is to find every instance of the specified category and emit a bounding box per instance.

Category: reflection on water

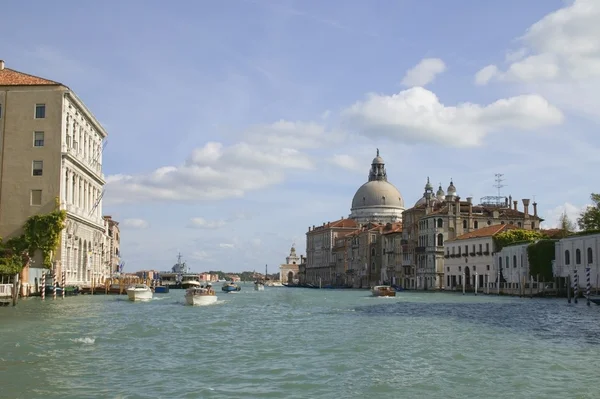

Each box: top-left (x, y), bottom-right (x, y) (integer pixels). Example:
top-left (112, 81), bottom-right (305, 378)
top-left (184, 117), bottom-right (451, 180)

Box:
top-left (1, 286), bottom-right (599, 398)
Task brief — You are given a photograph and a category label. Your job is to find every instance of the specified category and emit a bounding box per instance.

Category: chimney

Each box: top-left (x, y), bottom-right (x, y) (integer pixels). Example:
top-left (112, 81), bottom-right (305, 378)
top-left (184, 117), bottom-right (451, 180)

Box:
top-left (504, 197), bottom-right (509, 207)
top-left (509, 195), bottom-right (512, 207)
top-left (466, 197), bottom-right (472, 204)
top-left (513, 200), bottom-right (518, 211)
top-left (522, 199), bottom-right (530, 218)
top-left (0, 60), bottom-right (4, 70)
top-left (533, 202), bottom-right (538, 217)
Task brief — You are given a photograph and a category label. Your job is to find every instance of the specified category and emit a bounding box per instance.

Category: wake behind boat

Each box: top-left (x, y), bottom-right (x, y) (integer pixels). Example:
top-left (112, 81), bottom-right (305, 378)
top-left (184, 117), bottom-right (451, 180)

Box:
top-left (185, 285), bottom-right (217, 306)
top-left (127, 284), bottom-right (153, 301)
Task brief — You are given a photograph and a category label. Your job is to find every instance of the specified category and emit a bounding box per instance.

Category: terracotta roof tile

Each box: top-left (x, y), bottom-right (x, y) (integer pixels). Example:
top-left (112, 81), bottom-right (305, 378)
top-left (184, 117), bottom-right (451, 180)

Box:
top-left (447, 224), bottom-right (519, 242)
top-left (0, 67), bottom-right (61, 86)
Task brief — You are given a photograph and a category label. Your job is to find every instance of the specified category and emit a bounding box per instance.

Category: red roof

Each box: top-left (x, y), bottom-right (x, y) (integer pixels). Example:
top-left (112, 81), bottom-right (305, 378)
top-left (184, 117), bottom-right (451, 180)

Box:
top-left (0, 65), bottom-right (61, 86)
top-left (447, 224), bottom-right (518, 241)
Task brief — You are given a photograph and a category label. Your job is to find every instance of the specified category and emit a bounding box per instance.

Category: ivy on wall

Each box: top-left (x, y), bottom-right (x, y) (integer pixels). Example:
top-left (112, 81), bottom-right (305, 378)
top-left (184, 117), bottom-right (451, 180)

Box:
top-left (0, 205), bottom-right (66, 274)
top-left (526, 239), bottom-right (556, 281)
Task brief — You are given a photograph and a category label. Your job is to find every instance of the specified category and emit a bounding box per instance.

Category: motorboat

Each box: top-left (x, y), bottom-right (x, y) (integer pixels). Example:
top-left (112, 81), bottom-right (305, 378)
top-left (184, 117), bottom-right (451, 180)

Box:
top-left (254, 281), bottom-right (265, 291)
top-left (185, 286), bottom-right (217, 306)
top-left (371, 285), bottom-right (396, 297)
top-left (126, 284), bottom-right (153, 301)
top-left (222, 282), bottom-right (241, 293)
top-left (181, 279), bottom-right (201, 289)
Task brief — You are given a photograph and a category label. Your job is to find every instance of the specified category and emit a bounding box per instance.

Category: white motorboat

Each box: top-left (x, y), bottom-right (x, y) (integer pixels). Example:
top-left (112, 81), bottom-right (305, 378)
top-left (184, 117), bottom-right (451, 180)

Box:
top-left (185, 286), bottom-right (218, 306)
top-left (181, 279), bottom-right (201, 289)
top-left (254, 281), bottom-right (265, 291)
top-left (126, 284), bottom-right (153, 301)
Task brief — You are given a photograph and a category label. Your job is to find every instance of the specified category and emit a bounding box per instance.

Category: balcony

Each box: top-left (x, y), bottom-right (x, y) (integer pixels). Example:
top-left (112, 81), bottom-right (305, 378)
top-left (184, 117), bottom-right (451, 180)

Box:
top-left (62, 145), bottom-right (105, 182)
top-left (477, 251), bottom-right (483, 256)
top-left (469, 252), bottom-right (476, 257)
top-left (64, 203), bottom-right (104, 227)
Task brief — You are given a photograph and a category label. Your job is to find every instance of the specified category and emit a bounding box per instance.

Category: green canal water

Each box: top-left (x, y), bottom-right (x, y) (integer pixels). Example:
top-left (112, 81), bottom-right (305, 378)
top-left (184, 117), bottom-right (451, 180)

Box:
top-left (1, 285), bottom-right (599, 399)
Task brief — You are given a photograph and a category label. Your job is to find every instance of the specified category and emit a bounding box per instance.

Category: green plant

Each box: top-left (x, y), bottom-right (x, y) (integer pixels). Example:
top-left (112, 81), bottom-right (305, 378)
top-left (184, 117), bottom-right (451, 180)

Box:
top-left (493, 229), bottom-right (547, 251)
top-left (527, 239), bottom-right (556, 281)
top-left (0, 209), bottom-right (66, 273)
top-left (578, 193), bottom-right (600, 231)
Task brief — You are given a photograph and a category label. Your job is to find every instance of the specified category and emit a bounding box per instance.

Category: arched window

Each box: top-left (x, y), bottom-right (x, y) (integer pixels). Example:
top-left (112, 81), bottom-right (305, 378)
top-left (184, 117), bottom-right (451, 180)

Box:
top-left (499, 257), bottom-right (503, 268)
top-left (474, 221), bottom-right (479, 229)
top-left (575, 249), bottom-right (581, 264)
top-left (565, 250), bottom-right (570, 265)
top-left (505, 256), bottom-right (509, 268)
top-left (517, 222), bottom-right (522, 228)
top-left (487, 220), bottom-right (491, 225)
top-left (371, 248), bottom-right (376, 257)
top-left (463, 220), bottom-right (467, 229)
top-left (437, 233), bottom-right (443, 246)
top-left (437, 218), bottom-right (443, 228)
top-left (382, 196), bottom-right (386, 205)
top-left (513, 255), bottom-right (517, 268)
top-left (588, 247), bottom-right (594, 264)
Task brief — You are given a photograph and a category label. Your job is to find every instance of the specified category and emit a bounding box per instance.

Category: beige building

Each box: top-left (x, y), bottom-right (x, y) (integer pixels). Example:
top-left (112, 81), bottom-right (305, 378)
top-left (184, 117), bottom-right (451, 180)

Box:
top-left (279, 245), bottom-right (301, 284)
top-left (381, 222), bottom-right (403, 286)
top-left (403, 178), bottom-right (543, 290)
top-left (0, 60), bottom-right (109, 286)
top-left (103, 216), bottom-right (121, 273)
top-left (444, 224), bottom-right (517, 291)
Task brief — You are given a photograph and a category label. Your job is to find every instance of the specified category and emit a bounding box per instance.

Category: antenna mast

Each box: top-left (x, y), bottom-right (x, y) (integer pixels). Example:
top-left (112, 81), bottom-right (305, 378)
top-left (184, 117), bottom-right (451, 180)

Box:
top-left (494, 173), bottom-right (505, 197)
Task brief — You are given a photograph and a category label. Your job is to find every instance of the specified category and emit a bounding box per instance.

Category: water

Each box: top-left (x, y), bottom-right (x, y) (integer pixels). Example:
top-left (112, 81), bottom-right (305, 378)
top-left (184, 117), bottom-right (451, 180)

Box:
top-left (1, 286), bottom-right (599, 399)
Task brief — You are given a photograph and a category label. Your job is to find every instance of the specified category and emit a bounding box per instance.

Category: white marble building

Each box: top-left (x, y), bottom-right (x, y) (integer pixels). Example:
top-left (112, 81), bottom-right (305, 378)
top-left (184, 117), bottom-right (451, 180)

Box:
top-left (553, 233), bottom-right (600, 288)
top-left (495, 243), bottom-right (530, 287)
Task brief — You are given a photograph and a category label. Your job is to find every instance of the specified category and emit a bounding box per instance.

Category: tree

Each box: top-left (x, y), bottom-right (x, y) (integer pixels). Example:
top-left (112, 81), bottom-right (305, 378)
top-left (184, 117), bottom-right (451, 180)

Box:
top-left (493, 229), bottom-right (547, 251)
top-left (558, 211), bottom-right (576, 238)
top-left (577, 193), bottom-right (600, 231)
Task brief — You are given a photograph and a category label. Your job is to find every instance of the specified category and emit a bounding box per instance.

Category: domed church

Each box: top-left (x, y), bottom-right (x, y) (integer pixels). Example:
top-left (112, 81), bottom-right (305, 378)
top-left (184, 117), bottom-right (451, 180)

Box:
top-left (349, 150), bottom-right (405, 224)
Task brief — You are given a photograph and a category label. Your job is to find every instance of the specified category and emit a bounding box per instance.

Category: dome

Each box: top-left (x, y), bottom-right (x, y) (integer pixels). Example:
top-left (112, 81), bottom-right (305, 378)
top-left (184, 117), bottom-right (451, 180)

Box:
top-left (447, 179), bottom-right (456, 194)
top-left (351, 180), bottom-right (405, 210)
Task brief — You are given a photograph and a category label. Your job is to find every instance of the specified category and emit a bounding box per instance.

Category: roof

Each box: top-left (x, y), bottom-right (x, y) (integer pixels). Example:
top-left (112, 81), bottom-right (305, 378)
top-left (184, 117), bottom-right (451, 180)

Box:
top-left (351, 180), bottom-right (405, 210)
top-left (308, 218), bottom-right (357, 233)
top-left (382, 222), bottom-right (403, 235)
top-left (0, 65), bottom-right (62, 86)
top-left (447, 224), bottom-right (518, 242)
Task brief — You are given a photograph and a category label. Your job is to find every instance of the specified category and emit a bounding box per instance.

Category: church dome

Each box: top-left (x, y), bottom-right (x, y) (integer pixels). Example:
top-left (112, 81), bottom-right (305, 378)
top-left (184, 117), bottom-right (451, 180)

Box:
top-left (349, 149), bottom-right (405, 223)
top-left (351, 180), bottom-right (405, 209)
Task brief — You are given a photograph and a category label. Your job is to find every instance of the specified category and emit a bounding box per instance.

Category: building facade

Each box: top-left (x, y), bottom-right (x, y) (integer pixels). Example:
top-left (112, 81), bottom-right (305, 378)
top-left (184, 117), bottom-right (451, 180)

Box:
top-left (0, 60), bottom-right (109, 286)
top-left (445, 224), bottom-right (516, 291)
top-left (553, 232), bottom-right (600, 289)
top-left (403, 177), bottom-right (543, 290)
top-left (279, 245), bottom-right (301, 284)
top-left (103, 216), bottom-right (121, 273)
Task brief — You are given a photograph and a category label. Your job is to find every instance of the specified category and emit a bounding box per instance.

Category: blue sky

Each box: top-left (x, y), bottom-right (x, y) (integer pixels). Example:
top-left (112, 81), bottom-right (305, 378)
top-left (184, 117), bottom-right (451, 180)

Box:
top-left (2, 0), bottom-right (599, 273)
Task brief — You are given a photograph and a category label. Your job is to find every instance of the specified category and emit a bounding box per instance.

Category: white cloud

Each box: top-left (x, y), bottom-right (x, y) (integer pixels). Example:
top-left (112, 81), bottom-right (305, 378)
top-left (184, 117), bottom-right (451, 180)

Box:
top-left (188, 217), bottom-right (227, 229)
top-left (191, 250), bottom-right (212, 261)
top-left (121, 218), bottom-right (149, 229)
top-left (401, 58), bottom-right (446, 87)
top-left (474, 0), bottom-right (600, 117)
top-left (474, 65), bottom-right (499, 85)
top-left (341, 87), bottom-right (563, 147)
top-left (219, 243), bottom-right (235, 249)
top-left (329, 154), bottom-right (364, 173)
top-left (243, 120), bottom-right (345, 150)
top-left (542, 202), bottom-right (587, 229)
top-left (105, 121), bottom-right (321, 204)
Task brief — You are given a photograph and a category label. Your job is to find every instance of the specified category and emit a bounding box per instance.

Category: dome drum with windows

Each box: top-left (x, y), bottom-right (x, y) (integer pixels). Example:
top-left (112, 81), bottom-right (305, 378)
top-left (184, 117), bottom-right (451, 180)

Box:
top-left (349, 149), bottom-right (405, 224)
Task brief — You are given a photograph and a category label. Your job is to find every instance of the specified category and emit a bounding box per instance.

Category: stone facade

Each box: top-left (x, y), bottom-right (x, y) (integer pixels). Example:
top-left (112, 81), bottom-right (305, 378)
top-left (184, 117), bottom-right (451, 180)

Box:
top-left (553, 232), bottom-right (600, 289)
top-left (279, 245), bottom-right (301, 284)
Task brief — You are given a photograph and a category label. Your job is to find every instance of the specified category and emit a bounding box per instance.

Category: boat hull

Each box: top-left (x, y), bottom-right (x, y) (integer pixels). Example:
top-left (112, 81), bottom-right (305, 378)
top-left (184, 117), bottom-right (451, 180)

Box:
top-left (153, 286), bottom-right (170, 294)
top-left (126, 288), bottom-right (153, 301)
top-left (185, 294), bottom-right (218, 306)
top-left (371, 285), bottom-right (396, 297)
top-left (222, 285), bottom-right (241, 292)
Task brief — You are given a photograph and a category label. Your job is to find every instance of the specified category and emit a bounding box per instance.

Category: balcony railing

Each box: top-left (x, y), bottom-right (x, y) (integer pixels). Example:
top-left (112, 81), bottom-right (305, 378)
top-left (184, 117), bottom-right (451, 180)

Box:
top-left (64, 203), bottom-right (104, 226)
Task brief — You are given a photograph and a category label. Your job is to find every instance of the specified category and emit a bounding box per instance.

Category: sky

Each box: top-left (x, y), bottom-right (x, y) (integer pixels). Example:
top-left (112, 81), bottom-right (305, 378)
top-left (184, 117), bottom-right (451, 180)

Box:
top-left (2, 0), bottom-right (599, 273)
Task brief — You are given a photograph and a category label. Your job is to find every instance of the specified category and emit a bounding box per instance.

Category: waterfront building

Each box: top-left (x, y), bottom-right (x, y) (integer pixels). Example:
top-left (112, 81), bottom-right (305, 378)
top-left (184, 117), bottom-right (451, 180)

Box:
top-left (553, 232), bottom-right (600, 289)
top-left (444, 224), bottom-right (517, 291)
top-left (495, 243), bottom-right (531, 288)
top-left (279, 245), bottom-right (301, 284)
top-left (381, 222), bottom-right (403, 286)
top-left (103, 216), bottom-right (121, 273)
top-left (0, 60), bottom-right (109, 287)
top-left (403, 177), bottom-right (543, 290)
top-left (305, 218), bottom-right (357, 286)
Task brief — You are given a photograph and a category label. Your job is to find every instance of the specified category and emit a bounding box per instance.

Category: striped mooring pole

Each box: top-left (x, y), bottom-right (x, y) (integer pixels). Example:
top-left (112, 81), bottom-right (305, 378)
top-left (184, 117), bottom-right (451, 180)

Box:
top-left (41, 272), bottom-right (45, 300)
top-left (586, 267), bottom-right (591, 307)
top-left (52, 271), bottom-right (57, 300)
top-left (574, 269), bottom-right (578, 304)
top-left (62, 271), bottom-right (66, 299)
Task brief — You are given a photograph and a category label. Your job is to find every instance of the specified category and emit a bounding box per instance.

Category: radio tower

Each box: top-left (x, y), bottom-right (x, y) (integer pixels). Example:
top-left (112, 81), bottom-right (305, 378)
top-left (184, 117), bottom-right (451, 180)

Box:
top-left (480, 173), bottom-right (507, 207)
top-left (494, 173), bottom-right (505, 198)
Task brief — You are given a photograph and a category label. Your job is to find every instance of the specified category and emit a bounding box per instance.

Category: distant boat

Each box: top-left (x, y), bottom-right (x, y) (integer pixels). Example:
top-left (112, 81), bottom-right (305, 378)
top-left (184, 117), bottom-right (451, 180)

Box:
top-left (254, 281), bottom-right (265, 291)
top-left (371, 285), bottom-right (396, 297)
top-left (185, 286), bottom-right (217, 306)
top-left (126, 284), bottom-right (153, 301)
top-left (222, 282), bottom-right (241, 293)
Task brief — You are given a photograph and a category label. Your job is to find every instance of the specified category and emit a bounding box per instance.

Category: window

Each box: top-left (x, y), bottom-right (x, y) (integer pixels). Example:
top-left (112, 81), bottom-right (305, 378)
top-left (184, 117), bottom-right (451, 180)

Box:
top-left (588, 248), bottom-right (593, 264)
top-left (531, 222), bottom-right (536, 229)
top-left (474, 221), bottom-right (479, 229)
top-left (32, 160), bottom-right (43, 176)
top-left (499, 257), bottom-right (503, 268)
top-left (0, 103), bottom-right (2, 118)
top-left (35, 104), bottom-right (46, 119)
top-left (486, 265), bottom-right (490, 271)
top-left (513, 255), bottom-right (517, 268)
top-left (31, 190), bottom-right (42, 206)
top-left (437, 233), bottom-right (443, 246)
top-left (437, 218), bottom-right (443, 228)
top-left (34, 131), bottom-right (44, 147)
top-left (575, 249), bottom-right (581, 264)
top-left (565, 250), bottom-right (570, 265)
top-left (463, 220), bottom-right (467, 229)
